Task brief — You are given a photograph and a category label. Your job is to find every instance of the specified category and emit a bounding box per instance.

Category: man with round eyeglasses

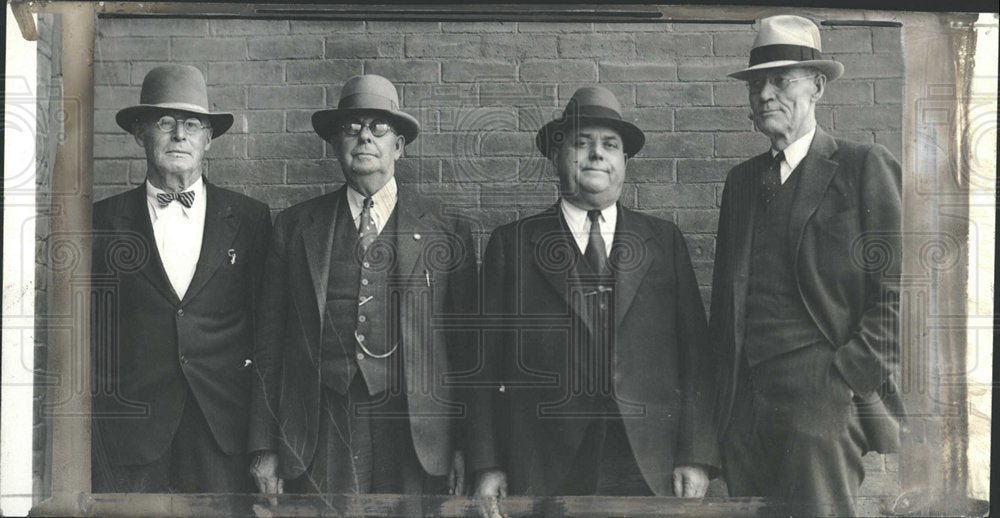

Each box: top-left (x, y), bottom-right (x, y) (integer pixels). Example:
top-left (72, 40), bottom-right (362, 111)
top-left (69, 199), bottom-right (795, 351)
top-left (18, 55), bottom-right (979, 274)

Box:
top-left (249, 75), bottom-right (476, 505)
top-left (91, 65), bottom-right (271, 494)
top-left (710, 15), bottom-right (903, 516)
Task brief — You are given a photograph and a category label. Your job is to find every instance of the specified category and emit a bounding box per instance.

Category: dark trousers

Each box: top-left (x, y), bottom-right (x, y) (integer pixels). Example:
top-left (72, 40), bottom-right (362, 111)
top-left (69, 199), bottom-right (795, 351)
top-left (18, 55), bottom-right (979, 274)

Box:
top-left (722, 344), bottom-right (867, 517)
top-left (557, 412), bottom-right (652, 496)
top-left (287, 373), bottom-right (446, 496)
top-left (92, 390), bottom-right (253, 493)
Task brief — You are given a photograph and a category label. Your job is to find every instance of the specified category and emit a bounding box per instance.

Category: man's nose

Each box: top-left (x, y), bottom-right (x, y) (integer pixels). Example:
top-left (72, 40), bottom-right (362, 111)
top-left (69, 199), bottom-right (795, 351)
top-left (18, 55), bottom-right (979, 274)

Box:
top-left (589, 143), bottom-right (604, 160)
top-left (171, 123), bottom-right (187, 140)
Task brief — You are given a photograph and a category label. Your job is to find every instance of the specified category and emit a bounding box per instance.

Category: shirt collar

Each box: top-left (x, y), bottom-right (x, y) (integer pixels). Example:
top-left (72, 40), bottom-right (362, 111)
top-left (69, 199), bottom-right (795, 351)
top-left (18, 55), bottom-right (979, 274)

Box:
top-left (146, 176), bottom-right (205, 219)
top-left (559, 199), bottom-right (617, 233)
top-left (773, 125), bottom-right (816, 172)
top-left (346, 177), bottom-right (398, 227)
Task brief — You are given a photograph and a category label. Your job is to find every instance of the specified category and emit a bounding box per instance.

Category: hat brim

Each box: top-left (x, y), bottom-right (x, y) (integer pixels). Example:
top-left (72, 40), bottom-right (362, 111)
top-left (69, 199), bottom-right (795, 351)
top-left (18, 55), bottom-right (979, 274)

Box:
top-left (115, 105), bottom-right (234, 137)
top-left (312, 108), bottom-right (420, 145)
top-left (728, 59), bottom-right (844, 81)
top-left (536, 116), bottom-right (645, 158)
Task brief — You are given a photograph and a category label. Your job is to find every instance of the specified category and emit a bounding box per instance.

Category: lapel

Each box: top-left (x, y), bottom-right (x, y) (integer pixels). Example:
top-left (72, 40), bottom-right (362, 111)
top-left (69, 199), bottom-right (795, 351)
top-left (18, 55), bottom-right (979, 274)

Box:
top-left (527, 202), bottom-right (575, 306)
top-left (113, 184), bottom-right (180, 306)
top-left (393, 185), bottom-right (435, 279)
top-left (787, 128), bottom-right (839, 258)
top-left (610, 206), bottom-right (655, 328)
top-left (731, 151), bottom-right (772, 353)
top-left (181, 182), bottom-right (240, 305)
top-left (301, 186), bottom-right (344, 326)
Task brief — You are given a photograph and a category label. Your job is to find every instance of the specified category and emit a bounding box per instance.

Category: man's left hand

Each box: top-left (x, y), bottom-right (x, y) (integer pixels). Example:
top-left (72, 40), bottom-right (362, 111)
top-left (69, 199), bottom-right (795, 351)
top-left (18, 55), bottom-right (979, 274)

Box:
top-left (672, 464), bottom-right (709, 498)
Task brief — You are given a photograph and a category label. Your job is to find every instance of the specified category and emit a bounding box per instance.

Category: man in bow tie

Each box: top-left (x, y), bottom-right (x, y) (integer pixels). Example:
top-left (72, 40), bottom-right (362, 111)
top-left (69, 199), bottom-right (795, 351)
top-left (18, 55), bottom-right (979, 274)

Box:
top-left (91, 65), bottom-right (271, 493)
top-left (248, 75), bottom-right (476, 504)
top-left (710, 15), bottom-right (902, 516)
top-left (470, 86), bottom-right (718, 503)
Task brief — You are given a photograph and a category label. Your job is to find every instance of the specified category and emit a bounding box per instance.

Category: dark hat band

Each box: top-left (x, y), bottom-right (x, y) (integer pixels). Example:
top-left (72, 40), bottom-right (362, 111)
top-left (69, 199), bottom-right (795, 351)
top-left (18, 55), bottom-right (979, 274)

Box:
top-left (749, 44), bottom-right (823, 67)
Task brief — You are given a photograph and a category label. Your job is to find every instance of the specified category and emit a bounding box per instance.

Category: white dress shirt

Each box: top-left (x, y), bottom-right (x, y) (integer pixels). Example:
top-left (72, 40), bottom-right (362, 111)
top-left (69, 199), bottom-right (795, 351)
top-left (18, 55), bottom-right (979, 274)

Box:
top-left (146, 176), bottom-right (207, 300)
top-left (560, 199), bottom-right (617, 257)
top-left (346, 177), bottom-right (398, 234)
top-left (774, 126), bottom-right (816, 184)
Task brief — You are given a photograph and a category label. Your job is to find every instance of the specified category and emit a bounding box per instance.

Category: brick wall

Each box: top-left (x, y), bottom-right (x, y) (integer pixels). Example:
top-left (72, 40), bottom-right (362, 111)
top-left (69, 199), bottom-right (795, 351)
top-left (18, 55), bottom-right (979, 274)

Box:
top-left (89, 17), bottom-right (902, 508)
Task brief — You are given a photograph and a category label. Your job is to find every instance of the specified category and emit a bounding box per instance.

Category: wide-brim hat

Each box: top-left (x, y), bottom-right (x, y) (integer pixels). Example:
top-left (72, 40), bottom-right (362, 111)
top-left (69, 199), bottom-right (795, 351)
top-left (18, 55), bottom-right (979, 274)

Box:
top-left (311, 74), bottom-right (420, 145)
top-left (729, 15), bottom-right (844, 81)
top-left (116, 65), bottom-right (234, 136)
top-left (536, 86), bottom-right (644, 158)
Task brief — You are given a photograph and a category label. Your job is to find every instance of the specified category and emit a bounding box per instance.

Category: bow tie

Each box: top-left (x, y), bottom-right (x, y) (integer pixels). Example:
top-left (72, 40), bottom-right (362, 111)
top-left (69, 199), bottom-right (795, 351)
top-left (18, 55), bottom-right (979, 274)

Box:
top-left (156, 190), bottom-right (195, 209)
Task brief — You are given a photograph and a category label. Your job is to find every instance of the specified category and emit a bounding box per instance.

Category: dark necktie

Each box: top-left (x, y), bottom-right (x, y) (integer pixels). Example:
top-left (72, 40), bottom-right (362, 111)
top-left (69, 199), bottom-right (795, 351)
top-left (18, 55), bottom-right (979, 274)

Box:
top-left (358, 197), bottom-right (377, 252)
top-left (585, 209), bottom-right (608, 275)
top-left (155, 190), bottom-right (195, 209)
top-left (759, 151), bottom-right (785, 206)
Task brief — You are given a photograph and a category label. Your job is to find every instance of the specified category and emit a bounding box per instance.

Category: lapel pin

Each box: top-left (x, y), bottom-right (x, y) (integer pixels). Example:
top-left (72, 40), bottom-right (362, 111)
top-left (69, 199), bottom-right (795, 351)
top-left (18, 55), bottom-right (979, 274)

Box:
top-left (228, 249), bottom-right (237, 265)
top-left (413, 233), bottom-right (421, 240)
top-left (242, 358), bottom-right (252, 369)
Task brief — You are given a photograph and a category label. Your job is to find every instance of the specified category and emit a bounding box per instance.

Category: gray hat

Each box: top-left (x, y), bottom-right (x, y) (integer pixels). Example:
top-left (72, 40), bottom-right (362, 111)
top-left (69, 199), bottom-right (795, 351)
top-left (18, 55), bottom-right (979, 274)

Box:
top-left (729, 15), bottom-right (844, 81)
top-left (311, 74), bottom-right (420, 144)
top-left (536, 86), bottom-right (644, 158)
top-left (116, 65), bottom-right (234, 136)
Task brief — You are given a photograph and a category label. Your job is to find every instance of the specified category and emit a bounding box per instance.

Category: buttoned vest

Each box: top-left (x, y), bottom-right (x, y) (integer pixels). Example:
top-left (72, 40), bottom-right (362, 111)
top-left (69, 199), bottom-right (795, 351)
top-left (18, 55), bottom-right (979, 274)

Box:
top-left (743, 164), bottom-right (828, 366)
top-left (321, 200), bottom-right (400, 396)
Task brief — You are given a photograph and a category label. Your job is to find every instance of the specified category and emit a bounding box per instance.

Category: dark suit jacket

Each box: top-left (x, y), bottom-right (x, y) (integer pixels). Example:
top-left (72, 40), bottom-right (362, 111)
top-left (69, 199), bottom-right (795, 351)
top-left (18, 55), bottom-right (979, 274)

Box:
top-left (468, 203), bottom-right (719, 496)
top-left (92, 182), bottom-right (271, 465)
top-left (710, 127), bottom-right (903, 453)
top-left (248, 184), bottom-right (478, 480)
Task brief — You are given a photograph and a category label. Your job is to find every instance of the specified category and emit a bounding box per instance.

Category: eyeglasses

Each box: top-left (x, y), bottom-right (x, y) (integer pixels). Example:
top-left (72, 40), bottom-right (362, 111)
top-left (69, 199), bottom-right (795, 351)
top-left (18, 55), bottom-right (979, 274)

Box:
top-left (339, 119), bottom-right (395, 138)
top-left (152, 115), bottom-right (211, 134)
top-left (746, 74), bottom-right (815, 93)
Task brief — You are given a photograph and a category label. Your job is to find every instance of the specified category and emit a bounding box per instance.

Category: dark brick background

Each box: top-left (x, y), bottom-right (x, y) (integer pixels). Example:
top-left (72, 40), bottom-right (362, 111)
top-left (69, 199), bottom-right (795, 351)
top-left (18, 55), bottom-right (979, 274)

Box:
top-left (88, 17), bottom-right (903, 508)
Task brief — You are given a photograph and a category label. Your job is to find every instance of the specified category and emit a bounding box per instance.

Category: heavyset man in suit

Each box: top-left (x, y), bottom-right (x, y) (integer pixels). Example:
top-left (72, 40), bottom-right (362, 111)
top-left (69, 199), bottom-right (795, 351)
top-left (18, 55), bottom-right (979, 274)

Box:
top-left (471, 86), bottom-right (719, 501)
top-left (91, 65), bottom-right (271, 492)
top-left (249, 75), bottom-right (476, 500)
top-left (710, 15), bottom-right (903, 516)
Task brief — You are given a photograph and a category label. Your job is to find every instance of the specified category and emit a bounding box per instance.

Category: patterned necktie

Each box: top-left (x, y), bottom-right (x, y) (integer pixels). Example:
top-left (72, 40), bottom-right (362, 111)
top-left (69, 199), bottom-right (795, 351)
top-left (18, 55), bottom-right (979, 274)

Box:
top-left (358, 197), bottom-right (377, 252)
top-left (584, 209), bottom-right (608, 275)
top-left (155, 190), bottom-right (195, 209)
top-left (759, 151), bottom-right (785, 206)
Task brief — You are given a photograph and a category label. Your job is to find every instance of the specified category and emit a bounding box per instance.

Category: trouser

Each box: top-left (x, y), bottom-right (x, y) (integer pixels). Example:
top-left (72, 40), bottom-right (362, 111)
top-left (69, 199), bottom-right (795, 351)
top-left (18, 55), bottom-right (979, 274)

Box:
top-left (722, 343), bottom-right (867, 517)
top-left (92, 390), bottom-right (253, 493)
top-left (557, 412), bottom-right (652, 496)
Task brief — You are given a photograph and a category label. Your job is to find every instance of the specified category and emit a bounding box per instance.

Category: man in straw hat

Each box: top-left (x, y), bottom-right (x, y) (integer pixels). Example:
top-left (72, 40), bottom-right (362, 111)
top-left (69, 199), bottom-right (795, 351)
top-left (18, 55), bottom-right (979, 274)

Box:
top-left (248, 74), bottom-right (476, 501)
top-left (91, 64), bottom-right (271, 493)
top-left (710, 15), bottom-right (902, 515)
top-left (469, 86), bottom-right (719, 503)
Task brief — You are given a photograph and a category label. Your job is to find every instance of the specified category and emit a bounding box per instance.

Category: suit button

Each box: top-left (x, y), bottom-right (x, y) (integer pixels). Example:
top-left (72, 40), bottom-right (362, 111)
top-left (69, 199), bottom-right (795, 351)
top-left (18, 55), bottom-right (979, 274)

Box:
top-left (363, 261), bottom-right (370, 269)
top-left (176, 308), bottom-right (184, 316)
top-left (356, 353), bottom-right (365, 361)
top-left (361, 279), bottom-right (369, 286)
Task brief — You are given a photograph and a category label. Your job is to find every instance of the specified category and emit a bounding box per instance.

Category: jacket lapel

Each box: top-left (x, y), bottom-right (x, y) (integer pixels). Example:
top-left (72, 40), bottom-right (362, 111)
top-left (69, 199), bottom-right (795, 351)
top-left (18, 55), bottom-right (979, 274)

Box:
top-left (393, 186), bottom-right (434, 280)
top-left (181, 183), bottom-right (239, 304)
top-left (302, 187), bottom-right (344, 325)
top-left (527, 204), bottom-right (577, 311)
top-left (114, 185), bottom-right (181, 306)
top-left (611, 206), bottom-right (655, 329)
top-left (788, 128), bottom-right (839, 258)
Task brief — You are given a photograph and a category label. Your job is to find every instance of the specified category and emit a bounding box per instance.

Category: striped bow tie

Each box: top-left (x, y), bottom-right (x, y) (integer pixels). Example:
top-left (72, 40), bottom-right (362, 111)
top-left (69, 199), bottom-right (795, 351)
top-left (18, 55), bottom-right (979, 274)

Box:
top-left (156, 190), bottom-right (195, 209)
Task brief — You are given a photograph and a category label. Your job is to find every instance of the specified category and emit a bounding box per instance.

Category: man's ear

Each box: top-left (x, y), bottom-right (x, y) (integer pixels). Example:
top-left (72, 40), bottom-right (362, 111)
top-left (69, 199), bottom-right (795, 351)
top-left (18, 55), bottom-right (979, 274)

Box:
top-left (393, 134), bottom-right (405, 159)
top-left (811, 73), bottom-right (827, 102)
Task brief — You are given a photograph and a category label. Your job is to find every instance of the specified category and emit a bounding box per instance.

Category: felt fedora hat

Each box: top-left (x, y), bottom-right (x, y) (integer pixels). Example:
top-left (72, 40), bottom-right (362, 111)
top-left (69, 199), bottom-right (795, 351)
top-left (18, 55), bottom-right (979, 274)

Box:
top-left (311, 74), bottom-right (420, 145)
top-left (536, 86), bottom-right (644, 158)
top-left (115, 65), bottom-right (234, 136)
top-left (729, 15), bottom-right (844, 81)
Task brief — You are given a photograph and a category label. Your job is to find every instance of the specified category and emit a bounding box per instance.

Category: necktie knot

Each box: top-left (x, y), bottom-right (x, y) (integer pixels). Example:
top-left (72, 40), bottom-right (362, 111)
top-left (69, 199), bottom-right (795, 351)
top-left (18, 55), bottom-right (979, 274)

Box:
top-left (587, 209), bottom-right (602, 223)
top-left (363, 197), bottom-right (374, 210)
top-left (156, 190), bottom-right (195, 209)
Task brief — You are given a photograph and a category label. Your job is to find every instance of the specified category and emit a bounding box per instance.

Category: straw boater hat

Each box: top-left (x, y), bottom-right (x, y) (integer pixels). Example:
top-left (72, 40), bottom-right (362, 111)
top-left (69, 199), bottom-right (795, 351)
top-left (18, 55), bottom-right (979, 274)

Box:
top-left (729, 15), bottom-right (844, 81)
top-left (115, 65), bottom-right (234, 136)
top-left (311, 74), bottom-right (420, 145)
top-left (536, 86), bottom-right (645, 158)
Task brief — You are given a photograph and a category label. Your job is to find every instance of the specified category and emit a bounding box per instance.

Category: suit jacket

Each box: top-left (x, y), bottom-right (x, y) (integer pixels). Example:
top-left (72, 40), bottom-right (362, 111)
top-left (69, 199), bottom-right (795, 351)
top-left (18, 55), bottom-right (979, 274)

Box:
top-left (91, 182), bottom-right (271, 465)
top-left (248, 184), bottom-right (478, 480)
top-left (710, 127), bottom-right (903, 453)
top-left (468, 203), bottom-right (719, 496)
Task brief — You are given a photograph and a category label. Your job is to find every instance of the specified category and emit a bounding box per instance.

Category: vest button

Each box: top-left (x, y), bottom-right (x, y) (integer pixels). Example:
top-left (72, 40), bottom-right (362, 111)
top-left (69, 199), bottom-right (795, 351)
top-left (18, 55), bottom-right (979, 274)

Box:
top-left (363, 261), bottom-right (370, 268)
top-left (357, 333), bottom-right (365, 341)
top-left (358, 315), bottom-right (366, 323)
top-left (361, 279), bottom-right (369, 286)
top-left (356, 353), bottom-right (365, 361)
top-left (176, 308), bottom-right (184, 316)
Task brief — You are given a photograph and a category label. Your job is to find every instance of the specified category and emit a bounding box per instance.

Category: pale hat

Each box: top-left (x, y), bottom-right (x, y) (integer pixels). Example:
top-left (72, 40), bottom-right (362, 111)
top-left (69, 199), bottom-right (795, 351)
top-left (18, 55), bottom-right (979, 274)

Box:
top-left (536, 86), bottom-right (645, 158)
top-left (116, 65), bottom-right (234, 136)
top-left (311, 74), bottom-right (420, 144)
top-left (729, 15), bottom-right (844, 81)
